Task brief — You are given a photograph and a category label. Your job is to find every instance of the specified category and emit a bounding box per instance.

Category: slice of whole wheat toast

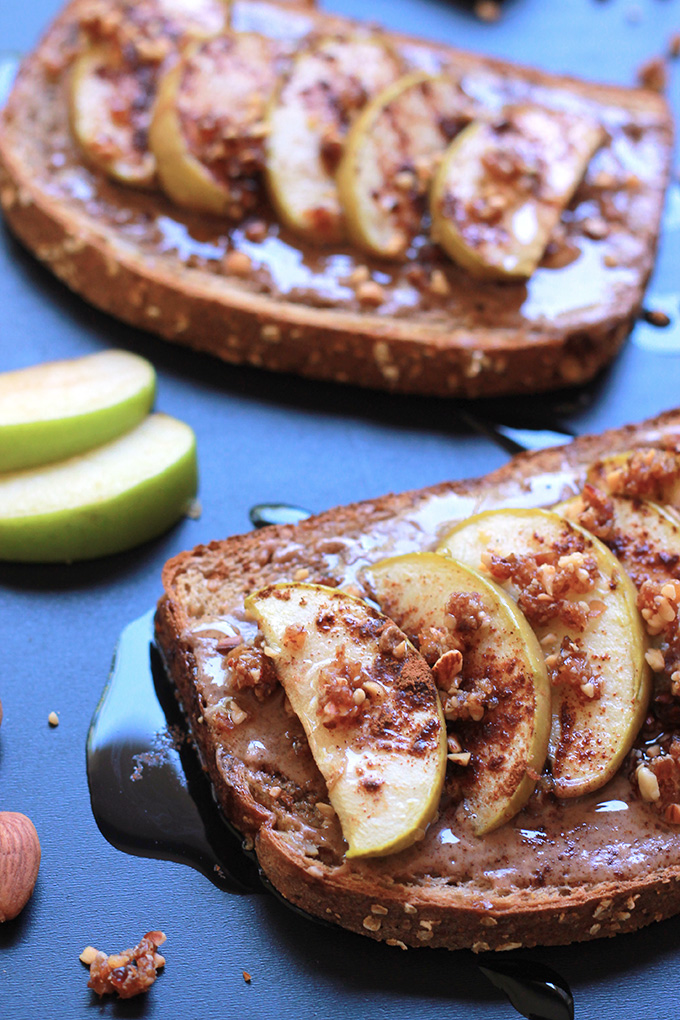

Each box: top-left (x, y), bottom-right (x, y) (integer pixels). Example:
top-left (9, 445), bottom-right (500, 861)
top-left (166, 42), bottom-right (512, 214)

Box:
top-left (156, 407), bottom-right (680, 952)
top-left (0, 0), bottom-right (673, 398)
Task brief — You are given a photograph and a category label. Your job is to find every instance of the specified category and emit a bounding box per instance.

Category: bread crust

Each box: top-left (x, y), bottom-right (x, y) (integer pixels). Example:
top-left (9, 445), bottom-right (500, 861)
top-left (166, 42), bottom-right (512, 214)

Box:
top-left (0, 0), bottom-right (673, 397)
top-left (156, 408), bottom-right (680, 951)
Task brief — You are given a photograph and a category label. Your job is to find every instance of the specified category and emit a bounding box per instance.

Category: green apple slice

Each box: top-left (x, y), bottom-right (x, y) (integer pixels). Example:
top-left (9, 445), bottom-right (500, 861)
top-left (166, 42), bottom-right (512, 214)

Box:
top-left (69, 43), bottom-right (159, 188)
top-left (0, 413), bottom-right (197, 562)
top-left (0, 350), bottom-right (156, 472)
top-left (70, 0), bottom-right (228, 188)
top-left (337, 72), bottom-right (473, 259)
top-left (369, 552), bottom-right (550, 835)
top-left (586, 450), bottom-right (680, 509)
top-left (244, 582), bottom-right (447, 858)
top-left (430, 104), bottom-right (605, 280)
top-left (151, 32), bottom-right (284, 216)
top-left (265, 36), bottom-right (402, 243)
top-left (557, 492), bottom-right (680, 592)
top-left (437, 508), bottom-right (650, 798)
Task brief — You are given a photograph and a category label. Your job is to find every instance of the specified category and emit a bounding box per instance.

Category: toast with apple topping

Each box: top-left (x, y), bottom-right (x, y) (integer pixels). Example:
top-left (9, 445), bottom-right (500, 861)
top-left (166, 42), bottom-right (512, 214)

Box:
top-left (157, 407), bottom-right (680, 952)
top-left (0, 0), bottom-right (673, 397)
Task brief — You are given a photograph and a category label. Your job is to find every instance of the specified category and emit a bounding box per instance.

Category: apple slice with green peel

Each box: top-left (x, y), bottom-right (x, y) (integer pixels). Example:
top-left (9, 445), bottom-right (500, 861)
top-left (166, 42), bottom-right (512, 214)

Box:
top-left (0, 413), bottom-right (197, 562)
top-left (586, 450), bottom-right (680, 508)
top-left (0, 350), bottom-right (156, 472)
top-left (368, 552), bottom-right (550, 835)
top-left (265, 36), bottom-right (402, 243)
top-left (437, 508), bottom-right (650, 798)
top-left (337, 72), bottom-right (473, 259)
top-left (556, 491), bottom-right (680, 592)
top-left (70, 0), bottom-right (228, 188)
top-left (151, 32), bottom-right (285, 217)
top-left (430, 105), bottom-right (605, 280)
top-left (244, 582), bottom-right (447, 858)
top-left (69, 44), bottom-right (160, 188)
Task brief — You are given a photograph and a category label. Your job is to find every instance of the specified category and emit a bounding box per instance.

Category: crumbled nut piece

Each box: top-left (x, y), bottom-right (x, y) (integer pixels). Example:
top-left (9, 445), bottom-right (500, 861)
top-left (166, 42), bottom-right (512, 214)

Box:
top-left (223, 250), bottom-right (253, 277)
top-left (637, 55), bottom-right (667, 92)
top-left (643, 308), bottom-right (672, 328)
top-left (371, 904), bottom-right (389, 915)
top-left (637, 764), bottom-right (661, 802)
top-left (80, 946), bottom-right (99, 966)
top-left (48, 711), bottom-right (60, 727)
top-left (86, 932), bottom-right (166, 999)
top-left (429, 269), bottom-right (450, 296)
top-left (243, 970), bottom-right (252, 983)
top-left (474, 0), bottom-right (501, 22)
top-left (646, 648), bottom-right (666, 673)
top-left (356, 280), bottom-right (386, 306)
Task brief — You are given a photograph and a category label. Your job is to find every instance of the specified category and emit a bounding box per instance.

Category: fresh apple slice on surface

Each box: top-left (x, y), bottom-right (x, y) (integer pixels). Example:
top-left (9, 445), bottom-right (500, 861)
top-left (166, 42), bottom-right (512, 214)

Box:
top-left (71, 0), bottom-right (228, 187)
top-left (586, 449), bottom-right (680, 509)
top-left (0, 350), bottom-right (156, 472)
top-left (430, 104), bottom-right (605, 280)
top-left (151, 32), bottom-right (286, 216)
top-left (265, 36), bottom-right (402, 243)
top-left (437, 508), bottom-right (650, 798)
top-left (337, 72), bottom-right (473, 259)
top-left (0, 413), bottom-right (197, 562)
top-left (369, 552), bottom-right (551, 835)
top-left (244, 582), bottom-right (447, 858)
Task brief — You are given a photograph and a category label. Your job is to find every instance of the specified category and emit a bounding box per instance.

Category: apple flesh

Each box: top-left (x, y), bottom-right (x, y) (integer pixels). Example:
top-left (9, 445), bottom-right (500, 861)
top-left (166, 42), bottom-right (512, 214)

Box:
top-left (69, 44), bottom-right (159, 188)
top-left (0, 413), bottom-right (197, 562)
top-left (369, 552), bottom-right (551, 835)
top-left (265, 37), bottom-right (402, 243)
top-left (557, 492), bottom-right (680, 592)
top-left (150, 32), bottom-right (283, 216)
top-left (244, 582), bottom-right (447, 858)
top-left (430, 105), bottom-right (605, 280)
top-left (337, 72), bottom-right (473, 259)
top-left (438, 508), bottom-right (650, 797)
top-left (0, 350), bottom-right (156, 472)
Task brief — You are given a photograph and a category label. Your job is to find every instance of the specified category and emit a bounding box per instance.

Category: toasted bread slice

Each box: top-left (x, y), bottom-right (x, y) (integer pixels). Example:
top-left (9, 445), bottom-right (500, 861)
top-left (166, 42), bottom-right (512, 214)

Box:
top-left (0, 0), bottom-right (673, 397)
top-left (156, 407), bottom-right (680, 951)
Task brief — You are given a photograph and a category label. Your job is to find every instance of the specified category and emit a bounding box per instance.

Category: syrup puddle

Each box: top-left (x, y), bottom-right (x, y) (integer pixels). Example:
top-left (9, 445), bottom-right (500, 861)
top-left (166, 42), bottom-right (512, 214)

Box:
top-left (88, 607), bottom-right (574, 1019)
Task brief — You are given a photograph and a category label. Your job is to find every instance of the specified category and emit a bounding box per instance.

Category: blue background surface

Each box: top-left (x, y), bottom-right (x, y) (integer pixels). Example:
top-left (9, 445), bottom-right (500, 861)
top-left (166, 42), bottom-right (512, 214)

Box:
top-left (1, 1), bottom-right (680, 1017)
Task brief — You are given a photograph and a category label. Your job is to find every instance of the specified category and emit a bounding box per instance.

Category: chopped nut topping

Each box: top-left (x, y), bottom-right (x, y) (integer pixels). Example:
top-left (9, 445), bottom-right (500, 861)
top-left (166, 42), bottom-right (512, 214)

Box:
top-left (356, 280), bottom-right (386, 306)
top-left (86, 932), bottom-right (166, 999)
top-left (637, 764), bottom-right (661, 801)
top-left (223, 250), bottom-right (253, 277)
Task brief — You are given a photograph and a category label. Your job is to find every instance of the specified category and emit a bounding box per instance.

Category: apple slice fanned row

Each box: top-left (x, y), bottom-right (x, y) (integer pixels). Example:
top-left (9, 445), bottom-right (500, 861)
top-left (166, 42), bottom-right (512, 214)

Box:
top-left (69, 0), bottom-right (229, 187)
top-left (245, 583), bottom-right (447, 859)
top-left (336, 72), bottom-right (475, 259)
top-left (369, 552), bottom-right (551, 836)
top-left (430, 105), bottom-right (606, 280)
top-left (150, 32), bottom-right (289, 216)
top-left (265, 36), bottom-right (403, 243)
top-left (438, 508), bottom-right (651, 798)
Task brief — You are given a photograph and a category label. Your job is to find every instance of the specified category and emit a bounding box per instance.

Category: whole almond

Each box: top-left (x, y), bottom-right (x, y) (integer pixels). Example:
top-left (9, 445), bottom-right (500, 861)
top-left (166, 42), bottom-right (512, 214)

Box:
top-left (0, 812), bottom-right (41, 922)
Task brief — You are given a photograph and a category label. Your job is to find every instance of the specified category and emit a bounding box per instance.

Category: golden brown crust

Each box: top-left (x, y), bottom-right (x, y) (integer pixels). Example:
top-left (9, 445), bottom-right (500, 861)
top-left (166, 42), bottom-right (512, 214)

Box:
top-left (0, 0), bottom-right (673, 397)
top-left (155, 408), bottom-right (680, 951)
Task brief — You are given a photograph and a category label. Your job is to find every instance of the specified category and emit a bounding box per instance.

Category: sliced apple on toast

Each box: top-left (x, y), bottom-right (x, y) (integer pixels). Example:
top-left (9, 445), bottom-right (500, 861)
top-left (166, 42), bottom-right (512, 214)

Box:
top-left (586, 449), bottom-right (680, 509)
top-left (337, 73), bottom-right (473, 259)
top-left (265, 36), bottom-right (402, 243)
top-left (557, 488), bottom-right (680, 591)
top-left (244, 582), bottom-right (447, 858)
top-left (0, 350), bottom-right (155, 472)
top-left (369, 552), bottom-right (550, 835)
top-left (70, 0), bottom-right (228, 187)
top-left (69, 44), bottom-right (159, 188)
top-left (438, 508), bottom-right (650, 798)
top-left (151, 32), bottom-right (286, 216)
top-left (0, 413), bottom-right (197, 562)
top-left (430, 104), bottom-right (605, 280)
